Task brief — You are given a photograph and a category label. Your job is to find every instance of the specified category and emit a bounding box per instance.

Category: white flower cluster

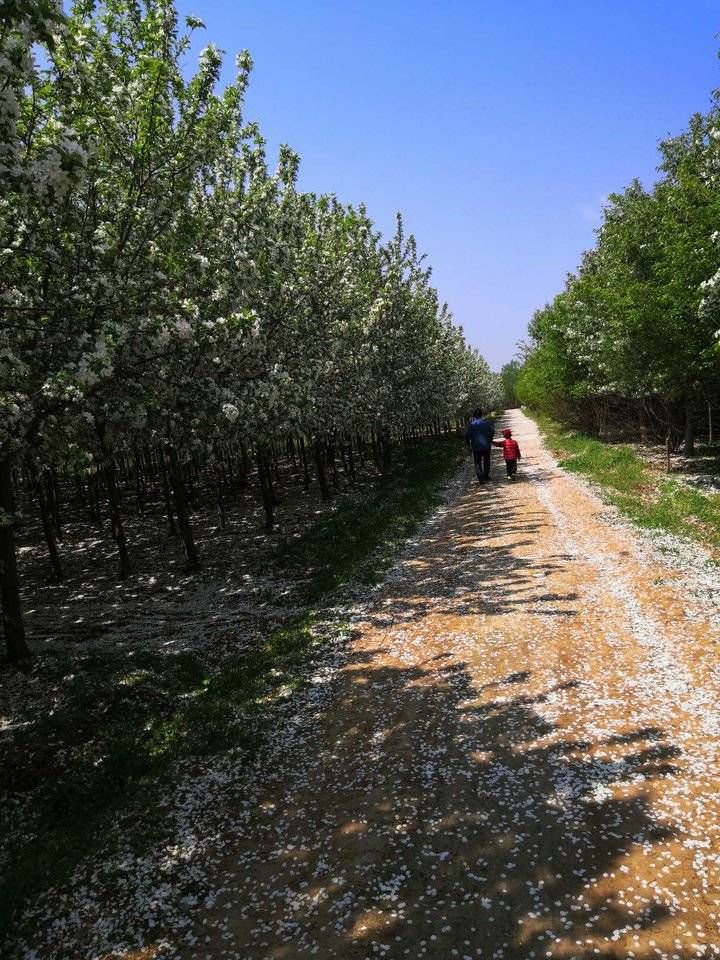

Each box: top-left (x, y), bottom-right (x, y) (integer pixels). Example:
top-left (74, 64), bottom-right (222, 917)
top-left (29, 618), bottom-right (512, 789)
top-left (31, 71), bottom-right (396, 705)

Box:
top-left (1, 0), bottom-right (499, 483)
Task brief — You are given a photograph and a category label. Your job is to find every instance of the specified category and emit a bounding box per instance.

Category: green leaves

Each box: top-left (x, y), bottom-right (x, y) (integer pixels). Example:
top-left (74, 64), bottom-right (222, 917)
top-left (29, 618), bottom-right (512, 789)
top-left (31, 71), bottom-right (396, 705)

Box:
top-left (518, 90), bottom-right (720, 423)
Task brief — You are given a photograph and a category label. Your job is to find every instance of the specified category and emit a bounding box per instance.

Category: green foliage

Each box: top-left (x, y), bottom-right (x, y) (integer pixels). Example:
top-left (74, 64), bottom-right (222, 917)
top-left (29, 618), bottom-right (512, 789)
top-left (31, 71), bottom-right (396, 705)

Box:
top-left (500, 359), bottom-right (522, 408)
top-left (614, 481), bottom-right (720, 546)
top-left (516, 95), bottom-right (720, 434)
top-left (537, 418), bottom-right (648, 493)
top-left (537, 414), bottom-right (720, 550)
top-left (516, 339), bottom-right (582, 417)
top-left (281, 435), bottom-right (465, 599)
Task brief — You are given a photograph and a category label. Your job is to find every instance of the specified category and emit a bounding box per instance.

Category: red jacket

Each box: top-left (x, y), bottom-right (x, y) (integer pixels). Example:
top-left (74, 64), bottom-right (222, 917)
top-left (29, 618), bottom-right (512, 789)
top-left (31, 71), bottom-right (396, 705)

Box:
top-left (493, 438), bottom-right (521, 460)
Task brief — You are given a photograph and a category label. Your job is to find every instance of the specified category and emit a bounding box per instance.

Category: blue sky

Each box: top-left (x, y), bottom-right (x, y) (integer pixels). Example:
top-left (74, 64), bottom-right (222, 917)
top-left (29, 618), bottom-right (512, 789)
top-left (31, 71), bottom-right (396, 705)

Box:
top-left (177, 1), bottom-right (720, 368)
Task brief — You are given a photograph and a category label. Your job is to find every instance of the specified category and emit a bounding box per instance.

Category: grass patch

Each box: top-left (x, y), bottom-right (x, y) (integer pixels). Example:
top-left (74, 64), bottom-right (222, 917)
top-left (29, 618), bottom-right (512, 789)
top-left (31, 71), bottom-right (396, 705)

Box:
top-left (1, 433), bottom-right (464, 941)
top-left (534, 412), bottom-right (720, 550)
top-left (280, 434), bottom-right (466, 599)
top-left (0, 620), bottom-right (320, 937)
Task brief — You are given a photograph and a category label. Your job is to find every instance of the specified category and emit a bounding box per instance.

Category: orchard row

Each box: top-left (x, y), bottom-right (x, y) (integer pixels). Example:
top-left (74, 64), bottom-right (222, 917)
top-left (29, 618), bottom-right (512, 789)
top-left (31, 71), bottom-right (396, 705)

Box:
top-left (0, 1), bottom-right (500, 660)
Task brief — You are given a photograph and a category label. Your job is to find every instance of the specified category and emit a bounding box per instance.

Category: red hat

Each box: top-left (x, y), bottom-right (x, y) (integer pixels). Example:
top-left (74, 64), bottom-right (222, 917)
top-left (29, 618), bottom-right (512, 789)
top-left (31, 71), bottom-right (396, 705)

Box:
top-left (502, 428), bottom-right (512, 437)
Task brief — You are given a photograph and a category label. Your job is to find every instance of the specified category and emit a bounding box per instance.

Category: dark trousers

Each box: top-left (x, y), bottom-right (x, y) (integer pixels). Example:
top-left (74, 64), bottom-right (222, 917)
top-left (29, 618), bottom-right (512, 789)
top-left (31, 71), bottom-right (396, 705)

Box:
top-left (505, 458), bottom-right (518, 478)
top-left (472, 448), bottom-right (491, 480)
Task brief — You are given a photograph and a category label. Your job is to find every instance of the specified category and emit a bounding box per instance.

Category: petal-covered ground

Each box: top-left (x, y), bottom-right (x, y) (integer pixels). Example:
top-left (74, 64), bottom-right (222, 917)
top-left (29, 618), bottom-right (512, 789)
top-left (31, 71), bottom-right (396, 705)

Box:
top-left (14, 411), bottom-right (720, 959)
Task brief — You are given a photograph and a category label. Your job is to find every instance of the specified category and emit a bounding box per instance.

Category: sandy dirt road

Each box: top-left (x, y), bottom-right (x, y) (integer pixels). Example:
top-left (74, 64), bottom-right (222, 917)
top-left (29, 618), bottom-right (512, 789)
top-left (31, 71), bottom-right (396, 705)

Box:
top-left (18, 411), bottom-right (720, 960)
top-left (167, 409), bottom-right (720, 960)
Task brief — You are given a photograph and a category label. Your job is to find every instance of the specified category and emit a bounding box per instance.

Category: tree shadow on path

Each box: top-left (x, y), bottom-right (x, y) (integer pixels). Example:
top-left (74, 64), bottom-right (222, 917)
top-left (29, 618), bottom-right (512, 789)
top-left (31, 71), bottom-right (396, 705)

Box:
top-left (362, 483), bottom-right (578, 627)
top-left (182, 431), bottom-right (694, 959)
top-left (191, 645), bottom-right (684, 960)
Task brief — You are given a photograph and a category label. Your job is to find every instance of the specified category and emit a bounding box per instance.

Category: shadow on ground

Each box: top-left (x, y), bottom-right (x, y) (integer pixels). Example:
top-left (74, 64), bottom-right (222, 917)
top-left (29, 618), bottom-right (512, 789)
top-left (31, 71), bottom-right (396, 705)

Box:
top-left (173, 429), bottom-right (688, 959)
top-left (182, 643), bottom-right (682, 959)
top-left (363, 456), bottom-right (578, 627)
top-left (11, 419), bottom-right (695, 960)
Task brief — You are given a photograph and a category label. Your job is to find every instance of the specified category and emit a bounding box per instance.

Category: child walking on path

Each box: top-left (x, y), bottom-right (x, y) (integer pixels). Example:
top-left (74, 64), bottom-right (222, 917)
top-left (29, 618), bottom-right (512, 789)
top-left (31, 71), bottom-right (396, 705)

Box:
top-left (493, 428), bottom-right (521, 480)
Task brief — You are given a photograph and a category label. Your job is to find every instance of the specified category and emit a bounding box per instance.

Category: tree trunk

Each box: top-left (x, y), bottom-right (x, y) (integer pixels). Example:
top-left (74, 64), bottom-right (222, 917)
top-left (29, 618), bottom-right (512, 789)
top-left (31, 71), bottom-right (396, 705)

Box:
top-left (370, 431), bottom-right (380, 469)
top-left (287, 437), bottom-right (298, 475)
top-left (0, 456), bottom-right (30, 663)
top-left (88, 471), bottom-right (102, 530)
top-left (32, 468), bottom-right (63, 581)
top-left (96, 423), bottom-right (132, 578)
top-left (379, 430), bottom-right (392, 475)
top-left (104, 457), bottom-right (132, 578)
top-left (166, 443), bottom-right (200, 570)
top-left (271, 444), bottom-right (282, 484)
top-left (143, 446), bottom-right (157, 488)
top-left (255, 447), bottom-right (275, 532)
top-left (217, 464), bottom-right (227, 529)
top-left (133, 445), bottom-right (146, 516)
top-left (346, 437), bottom-right (356, 483)
top-left (239, 441), bottom-right (251, 487)
top-left (327, 439), bottom-right (340, 490)
top-left (708, 400), bottom-right (713, 446)
top-left (683, 396), bottom-right (695, 457)
top-left (299, 437), bottom-right (310, 491)
top-left (313, 438), bottom-right (332, 501)
top-left (159, 446), bottom-right (177, 536)
top-left (48, 466), bottom-right (62, 541)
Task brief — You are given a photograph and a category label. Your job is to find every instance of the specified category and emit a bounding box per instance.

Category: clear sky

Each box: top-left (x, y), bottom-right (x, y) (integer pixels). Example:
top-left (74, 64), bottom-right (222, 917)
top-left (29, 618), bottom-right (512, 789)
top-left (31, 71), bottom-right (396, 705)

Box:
top-left (176, 0), bottom-right (720, 369)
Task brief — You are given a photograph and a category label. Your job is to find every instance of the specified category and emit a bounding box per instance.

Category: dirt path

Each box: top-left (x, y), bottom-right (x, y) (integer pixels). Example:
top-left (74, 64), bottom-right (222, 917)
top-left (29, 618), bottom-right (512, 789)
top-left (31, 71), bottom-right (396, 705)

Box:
top-left (162, 410), bottom-right (719, 960)
top-left (17, 411), bottom-right (720, 960)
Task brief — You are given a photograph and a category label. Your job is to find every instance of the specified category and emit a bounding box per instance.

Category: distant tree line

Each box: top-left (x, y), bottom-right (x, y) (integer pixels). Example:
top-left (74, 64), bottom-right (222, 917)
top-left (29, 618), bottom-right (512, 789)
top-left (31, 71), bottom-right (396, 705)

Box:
top-left (515, 73), bottom-right (720, 450)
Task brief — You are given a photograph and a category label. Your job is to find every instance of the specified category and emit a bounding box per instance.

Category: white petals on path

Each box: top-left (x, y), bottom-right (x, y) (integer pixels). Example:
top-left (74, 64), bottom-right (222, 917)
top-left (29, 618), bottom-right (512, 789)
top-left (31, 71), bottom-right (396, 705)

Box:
top-left (13, 410), bottom-right (720, 960)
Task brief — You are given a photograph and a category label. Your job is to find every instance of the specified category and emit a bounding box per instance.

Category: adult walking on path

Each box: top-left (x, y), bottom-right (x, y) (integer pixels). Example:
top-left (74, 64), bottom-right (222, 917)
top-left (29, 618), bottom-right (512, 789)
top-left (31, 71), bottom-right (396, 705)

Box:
top-left (465, 407), bottom-right (495, 482)
top-left (18, 410), bottom-right (720, 960)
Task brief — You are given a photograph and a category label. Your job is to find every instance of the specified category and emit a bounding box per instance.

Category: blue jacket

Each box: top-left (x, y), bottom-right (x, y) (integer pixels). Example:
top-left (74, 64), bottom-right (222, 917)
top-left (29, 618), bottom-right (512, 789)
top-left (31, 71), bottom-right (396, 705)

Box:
top-left (466, 417), bottom-right (494, 451)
